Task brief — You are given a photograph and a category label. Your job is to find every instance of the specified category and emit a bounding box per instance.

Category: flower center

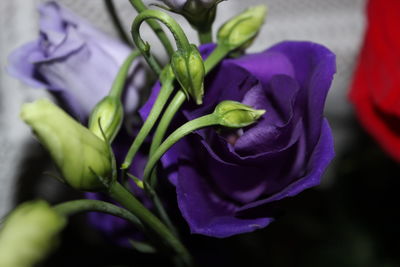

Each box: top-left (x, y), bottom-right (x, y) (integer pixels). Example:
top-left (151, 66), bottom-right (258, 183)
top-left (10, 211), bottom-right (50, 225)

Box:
top-left (219, 128), bottom-right (244, 146)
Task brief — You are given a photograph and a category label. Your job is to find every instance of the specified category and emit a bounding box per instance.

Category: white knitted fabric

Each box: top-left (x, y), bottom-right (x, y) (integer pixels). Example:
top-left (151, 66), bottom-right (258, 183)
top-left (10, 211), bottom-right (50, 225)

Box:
top-left (0, 0), bottom-right (366, 217)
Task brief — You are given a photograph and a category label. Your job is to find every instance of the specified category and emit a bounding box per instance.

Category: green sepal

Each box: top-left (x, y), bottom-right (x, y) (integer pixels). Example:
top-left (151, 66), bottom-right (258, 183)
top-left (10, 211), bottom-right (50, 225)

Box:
top-left (127, 173), bottom-right (144, 189)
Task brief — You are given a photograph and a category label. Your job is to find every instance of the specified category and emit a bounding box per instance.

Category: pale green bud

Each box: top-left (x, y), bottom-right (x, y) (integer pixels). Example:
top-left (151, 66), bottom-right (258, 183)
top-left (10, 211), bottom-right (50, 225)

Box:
top-left (20, 99), bottom-right (113, 191)
top-left (171, 44), bottom-right (205, 105)
top-left (217, 5), bottom-right (267, 50)
top-left (0, 200), bottom-right (66, 267)
top-left (88, 96), bottom-right (123, 142)
top-left (213, 100), bottom-right (265, 128)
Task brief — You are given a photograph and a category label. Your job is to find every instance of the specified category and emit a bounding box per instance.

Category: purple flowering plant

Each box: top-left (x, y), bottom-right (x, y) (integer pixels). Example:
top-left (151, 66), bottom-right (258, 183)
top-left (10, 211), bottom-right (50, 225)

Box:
top-left (1, 0), bottom-right (335, 266)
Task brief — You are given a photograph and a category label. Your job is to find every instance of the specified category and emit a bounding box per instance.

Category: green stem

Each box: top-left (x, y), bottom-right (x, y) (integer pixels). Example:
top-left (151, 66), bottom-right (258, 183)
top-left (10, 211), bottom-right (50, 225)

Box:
top-left (104, 0), bottom-right (132, 46)
top-left (129, 172), bottom-right (179, 237)
top-left (197, 27), bottom-right (213, 44)
top-left (149, 91), bottom-right (186, 156)
top-left (109, 50), bottom-right (141, 99)
top-left (131, 9), bottom-right (192, 75)
top-left (109, 181), bottom-right (193, 266)
top-left (204, 44), bottom-right (230, 73)
top-left (122, 79), bottom-right (175, 169)
top-left (148, 91), bottom-right (185, 187)
top-left (131, 9), bottom-right (190, 73)
top-left (143, 114), bottom-right (218, 184)
top-left (128, 0), bottom-right (174, 56)
top-left (53, 199), bottom-right (143, 231)
top-left (132, 9), bottom-right (191, 54)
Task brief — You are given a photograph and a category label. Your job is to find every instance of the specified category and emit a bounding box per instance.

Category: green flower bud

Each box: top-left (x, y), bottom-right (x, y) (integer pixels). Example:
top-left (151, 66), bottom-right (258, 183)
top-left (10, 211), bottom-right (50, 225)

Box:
top-left (88, 96), bottom-right (123, 142)
top-left (213, 100), bottom-right (265, 128)
top-left (0, 200), bottom-right (66, 267)
top-left (20, 99), bottom-right (113, 191)
top-left (217, 5), bottom-right (267, 50)
top-left (171, 44), bottom-right (205, 105)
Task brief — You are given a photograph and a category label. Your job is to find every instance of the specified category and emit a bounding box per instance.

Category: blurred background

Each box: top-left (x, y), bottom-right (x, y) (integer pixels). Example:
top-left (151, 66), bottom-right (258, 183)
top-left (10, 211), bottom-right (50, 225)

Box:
top-left (2, 0), bottom-right (400, 266)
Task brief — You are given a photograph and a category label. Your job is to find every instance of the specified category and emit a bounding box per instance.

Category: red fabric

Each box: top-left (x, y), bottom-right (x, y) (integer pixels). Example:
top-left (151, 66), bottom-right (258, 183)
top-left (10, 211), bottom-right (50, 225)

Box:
top-left (349, 0), bottom-right (400, 161)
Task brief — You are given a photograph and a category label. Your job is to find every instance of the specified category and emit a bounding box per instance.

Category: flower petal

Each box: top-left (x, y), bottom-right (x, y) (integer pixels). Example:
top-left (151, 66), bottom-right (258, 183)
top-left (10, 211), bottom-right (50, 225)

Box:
top-left (176, 156), bottom-right (273, 238)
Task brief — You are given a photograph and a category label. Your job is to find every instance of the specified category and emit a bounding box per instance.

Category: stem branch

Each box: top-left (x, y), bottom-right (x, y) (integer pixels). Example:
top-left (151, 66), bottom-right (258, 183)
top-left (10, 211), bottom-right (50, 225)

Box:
top-left (109, 181), bottom-right (193, 266)
top-left (53, 199), bottom-right (143, 230)
top-left (143, 114), bottom-right (218, 184)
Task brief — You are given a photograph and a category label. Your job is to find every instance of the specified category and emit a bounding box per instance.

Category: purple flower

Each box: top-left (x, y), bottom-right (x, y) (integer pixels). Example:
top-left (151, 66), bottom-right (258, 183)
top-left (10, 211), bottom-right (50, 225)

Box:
top-left (142, 42), bottom-right (336, 238)
top-left (8, 2), bottom-right (144, 121)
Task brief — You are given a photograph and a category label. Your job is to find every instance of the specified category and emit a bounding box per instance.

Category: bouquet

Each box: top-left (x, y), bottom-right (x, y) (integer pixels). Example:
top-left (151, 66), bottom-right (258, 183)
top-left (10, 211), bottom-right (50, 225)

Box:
top-left (1, 1), bottom-right (336, 266)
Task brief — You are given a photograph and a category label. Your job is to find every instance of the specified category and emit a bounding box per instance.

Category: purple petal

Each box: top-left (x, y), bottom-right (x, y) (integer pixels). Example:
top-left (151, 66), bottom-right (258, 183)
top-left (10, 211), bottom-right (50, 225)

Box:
top-left (176, 156), bottom-right (273, 238)
top-left (7, 41), bottom-right (47, 88)
top-left (235, 75), bottom-right (300, 156)
top-left (237, 119), bottom-right (335, 213)
top-left (7, 1), bottom-right (143, 121)
top-left (266, 42), bottom-right (336, 149)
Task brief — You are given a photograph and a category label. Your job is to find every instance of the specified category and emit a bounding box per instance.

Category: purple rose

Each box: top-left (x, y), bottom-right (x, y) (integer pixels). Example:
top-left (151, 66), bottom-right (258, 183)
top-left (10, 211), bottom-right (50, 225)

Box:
top-left (8, 2), bottom-right (144, 121)
top-left (142, 42), bottom-right (336, 238)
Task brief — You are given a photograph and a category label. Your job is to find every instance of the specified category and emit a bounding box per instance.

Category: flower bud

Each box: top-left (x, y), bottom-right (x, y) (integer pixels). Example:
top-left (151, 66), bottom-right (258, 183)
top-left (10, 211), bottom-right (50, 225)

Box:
top-left (213, 100), bottom-right (265, 128)
top-left (171, 45), bottom-right (205, 105)
top-left (0, 200), bottom-right (66, 267)
top-left (20, 99), bottom-right (113, 191)
top-left (217, 5), bottom-right (267, 50)
top-left (88, 96), bottom-right (123, 142)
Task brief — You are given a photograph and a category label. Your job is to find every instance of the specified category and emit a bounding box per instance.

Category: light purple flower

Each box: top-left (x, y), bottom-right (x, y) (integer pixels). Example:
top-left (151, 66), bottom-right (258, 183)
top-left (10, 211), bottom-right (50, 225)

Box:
top-left (142, 42), bottom-right (336, 238)
top-left (8, 2), bottom-right (144, 121)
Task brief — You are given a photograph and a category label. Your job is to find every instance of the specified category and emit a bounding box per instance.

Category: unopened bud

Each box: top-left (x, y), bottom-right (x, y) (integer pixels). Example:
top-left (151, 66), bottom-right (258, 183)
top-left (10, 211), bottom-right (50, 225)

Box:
top-left (217, 5), bottom-right (267, 50)
top-left (171, 45), bottom-right (205, 105)
top-left (88, 96), bottom-right (123, 142)
top-left (213, 100), bottom-right (265, 128)
top-left (0, 200), bottom-right (66, 267)
top-left (21, 99), bottom-right (113, 191)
